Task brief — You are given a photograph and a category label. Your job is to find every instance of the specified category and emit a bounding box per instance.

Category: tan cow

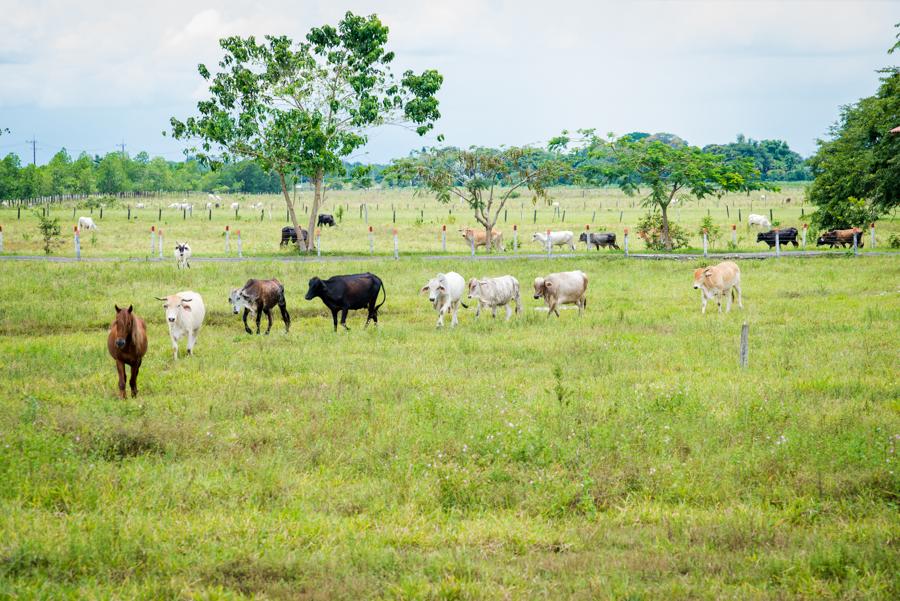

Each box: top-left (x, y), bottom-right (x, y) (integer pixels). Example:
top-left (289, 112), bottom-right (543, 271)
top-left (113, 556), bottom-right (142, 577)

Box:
top-left (532, 270), bottom-right (587, 317)
top-left (692, 261), bottom-right (743, 314)
top-left (460, 227), bottom-right (503, 251)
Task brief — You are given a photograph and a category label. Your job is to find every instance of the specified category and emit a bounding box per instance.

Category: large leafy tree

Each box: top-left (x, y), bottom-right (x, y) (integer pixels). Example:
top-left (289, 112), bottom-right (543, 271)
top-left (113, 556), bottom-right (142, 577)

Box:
top-left (169, 12), bottom-right (442, 250)
top-left (391, 147), bottom-right (568, 252)
top-left (556, 132), bottom-right (772, 250)
top-left (807, 28), bottom-right (899, 229)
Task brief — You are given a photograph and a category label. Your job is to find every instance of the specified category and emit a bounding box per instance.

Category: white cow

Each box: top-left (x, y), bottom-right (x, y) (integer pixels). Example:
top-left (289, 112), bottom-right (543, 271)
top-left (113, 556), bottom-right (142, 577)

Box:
top-left (533, 270), bottom-right (588, 317)
top-left (420, 271), bottom-right (466, 328)
top-left (205, 202), bottom-right (213, 210)
top-left (77, 217), bottom-right (97, 231)
top-left (168, 202), bottom-right (180, 209)
top-left (692, 261), bottom-right (743, 314)
top-left (135, 203), bottom-right (145, 209)
top-left (532, 230), bottom-right (575, 251)
top-left (748, 214), bottom-right (771, 229)
top-left (230, 202), bottom-right (240, 210)
top-left (468, 275), bottom-right (522, 320)
top-left (155, 291), bottom-right (206, 359)
top-left (174, 242), bottom-right (192, 269)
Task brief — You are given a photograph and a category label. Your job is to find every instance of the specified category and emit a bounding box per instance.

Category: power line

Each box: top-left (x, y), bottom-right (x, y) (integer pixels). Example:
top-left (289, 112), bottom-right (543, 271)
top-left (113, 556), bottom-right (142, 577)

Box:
top-left (25, 136), bottom-right (37, 165)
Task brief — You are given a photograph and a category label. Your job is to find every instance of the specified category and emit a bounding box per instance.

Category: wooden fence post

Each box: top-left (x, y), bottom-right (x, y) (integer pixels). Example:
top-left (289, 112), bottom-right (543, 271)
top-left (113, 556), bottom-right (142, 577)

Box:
top-left (584, 224), bottom-right (591, 251)
top-left (237, 230), bottom-right (243, 258)
top-left (802, 224), bottom-right (807, 248)
top-left (740, 322), bottom-right (749, 368)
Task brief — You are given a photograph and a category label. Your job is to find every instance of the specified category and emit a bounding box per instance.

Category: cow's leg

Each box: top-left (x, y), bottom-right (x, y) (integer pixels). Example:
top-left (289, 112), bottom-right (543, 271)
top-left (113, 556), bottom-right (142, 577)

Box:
top-left (264, 308), bottom-right (273, 335)
top-left (255, 307), bottom-right (263, 334)
top-left (505, 304), bottom-right (512, 321)
top-left (340, 308), bottom-right (350, 330)
top-left (242, 308), bottom-right (252, 334)
top-left (474, 302), bottom-right (481, 319)
top-left (491, 305), bottom-right (497, 319)
top-left (716, 293), bottom-right (723, 313)
top-left (735, 283), bottom-right (744, 310)
top-left (726, 289), bottom-right (733, 313)
top-left (172, 334), bottom-right (179, 360)
top-left (116, 360), bottom-right (127, 399)
top-left (436, 305), bottom-right (445, 328)
top-left (331, 308), bottom-right (339, 331)
top-left (278, 302), bottom-right (291, 333)
top-left (450, 301), bottom-right (459, 327)
top-left (578, 298), bottom-right (585, 315)
top-left (129, 361), bottom-right (141, 398)
top-left (187, 329), bottom-right (197, 356)
top-left (700, 293), bottom-right (708, 314)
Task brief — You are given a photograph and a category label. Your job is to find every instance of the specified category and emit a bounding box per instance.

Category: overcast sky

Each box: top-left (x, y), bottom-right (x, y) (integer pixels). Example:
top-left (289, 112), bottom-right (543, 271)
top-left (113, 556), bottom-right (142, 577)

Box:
top-left (1, 0), bottom-right (897, 165)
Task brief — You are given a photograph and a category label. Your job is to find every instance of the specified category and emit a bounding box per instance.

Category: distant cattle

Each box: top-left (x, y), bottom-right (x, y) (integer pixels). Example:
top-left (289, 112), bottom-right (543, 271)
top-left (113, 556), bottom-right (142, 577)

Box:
top-left (817, 228), bottom-right (863, 248)
top-left (174, 242), bottom-right (192, 269)
top-left (460, 227), bottom-right (503, 251)
top-left (135, 203), bottom-right (145, 209)
top-left (317, 214), bottom-right (336, 227)
top-left (229, 278), bottom-right (291, 335)
top-left (467, 275), bottom-right (521, 321)
top-left (305, 273), bottom-right (385, 331)
top-left (692, 261), bottom-right (743, 314)
top-left (155, 291), bottom-right (206, 359)
top-left (420, 272), bottom-right (467, 328)
top-left (579, 231), bottom-right (619, 250)
top-left (78, 216), bottom-right (97, 231)
top-left (748, 214), bottom-right (771, 229)
top-left (230, 202), bottom-right (240, 210)
top-left (533, 271), bottom-right (588, 317)
top-left (533, 230), bottom-right (575, 251)
top-left (280, 226), bottom-right (308, 246)
top-left (107, 304), bottom-right (148, 399)
top-left (756, 227), bottom-right (799, 248)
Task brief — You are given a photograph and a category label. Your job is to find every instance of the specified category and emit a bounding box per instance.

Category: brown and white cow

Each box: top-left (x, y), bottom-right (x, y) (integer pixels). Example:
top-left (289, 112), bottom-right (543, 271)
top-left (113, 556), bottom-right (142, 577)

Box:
top-left (692, 261), bottom-right (743, 314)
top-left (460, 227), bottom-right (503, 251)
top-left (532, 270), bottom-right (587, 317)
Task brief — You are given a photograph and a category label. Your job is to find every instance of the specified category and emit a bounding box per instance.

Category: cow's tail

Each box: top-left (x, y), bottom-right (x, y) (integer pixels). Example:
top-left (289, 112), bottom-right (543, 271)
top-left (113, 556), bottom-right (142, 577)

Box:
top-left (376, 280), bottom-right (387, 310)
top-left (460, 301), bottom-right (469, 309)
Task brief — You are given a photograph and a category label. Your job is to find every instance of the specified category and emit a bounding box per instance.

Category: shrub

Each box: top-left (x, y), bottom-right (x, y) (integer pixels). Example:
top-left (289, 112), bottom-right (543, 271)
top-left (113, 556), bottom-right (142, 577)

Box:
top-left (34, 211), bottom-right (62, 255)
top-left (636, 212), bottom-right (689, 251)
top-left (697, 216), bottom-right (721, 245)
top-left (889, 233), bottom-right (900, 249)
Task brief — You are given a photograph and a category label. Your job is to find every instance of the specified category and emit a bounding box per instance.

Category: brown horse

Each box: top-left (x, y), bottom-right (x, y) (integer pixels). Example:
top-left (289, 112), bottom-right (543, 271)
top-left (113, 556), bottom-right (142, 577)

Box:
top-left (107, 305), bottom-right (148, 398)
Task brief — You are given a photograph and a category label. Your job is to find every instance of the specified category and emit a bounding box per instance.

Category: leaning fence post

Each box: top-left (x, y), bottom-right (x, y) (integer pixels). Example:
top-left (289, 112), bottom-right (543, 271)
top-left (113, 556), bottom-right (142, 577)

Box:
top-left (546, 228), bottom-right (552, 257)
top-left (393, 228), bottom-right (399, 260)
top-left (624, 227), bottom-right (629, 257)
top-left (802, 223), bottom-right (808, 248)
top-left (870, 223), bottom-right (875, 249)
top-left (585, 224), bottom-right (591, 251)
top-left (441, 224), bottom-right (447, 252)
top-left (237, 230), bottom-right (243, 258)
top-left (368, 225), bottom-right (374, 255)
top-left (315, 227), bottom-right (321, 257)
top-left (853, 228), bottom-right (859, 256)
top-left (740, 322), bottom-right (749, 368)
top-left (513, 224), bottom-right (518, 254)
top-left (225, 225), bottom-right (231, 253)
top-left (775, 229), bottom-right (781, 258)
top-left (702, 228), bottom-right (708, 257)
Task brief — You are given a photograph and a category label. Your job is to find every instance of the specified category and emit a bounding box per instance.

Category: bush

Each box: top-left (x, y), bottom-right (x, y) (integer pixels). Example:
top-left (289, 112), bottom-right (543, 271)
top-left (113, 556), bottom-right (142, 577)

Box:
top-left (34, 211), bottom-right (62, 255)
top-left (697, 216), bottom-right (721, 245)
top-left (889, 233), bottom-right (900, 249)
top-left (636, 212), bottom-right (689, 251)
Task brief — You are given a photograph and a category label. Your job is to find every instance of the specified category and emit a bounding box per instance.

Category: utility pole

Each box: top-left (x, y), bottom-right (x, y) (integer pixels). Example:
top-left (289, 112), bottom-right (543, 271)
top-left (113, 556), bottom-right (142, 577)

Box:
top-left (26, 137), bottom-right (36, 165)
top-left (119, 140), bottom-right (126, 158)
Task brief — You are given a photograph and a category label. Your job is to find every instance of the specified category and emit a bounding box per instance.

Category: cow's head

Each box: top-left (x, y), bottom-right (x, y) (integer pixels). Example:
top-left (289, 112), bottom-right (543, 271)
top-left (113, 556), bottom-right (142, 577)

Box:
top-left (467, 278), bottom-right (483, 300)
top-left (113, 304), bottom-right (133, 348)
top-left (175, 242), bottom-right (190, 256)
top-left (755, 233), bottom-right (764, 243)
top-left (156, 294), bottom-right (192, 323)
top-left (532, 233), bottom-right (543, 242)
top-left (578, 232), bottom-right (588, 242)
top-left (305, 277), bottom-right (324, 301)
top-left (533, 277), bottom-right (546, 299)
top-left (693, 267), bottom-right (711, 289)
top-left (421, 275), bottom-right (446, 303)
top-left (229, 288), bottom-right (253, 314)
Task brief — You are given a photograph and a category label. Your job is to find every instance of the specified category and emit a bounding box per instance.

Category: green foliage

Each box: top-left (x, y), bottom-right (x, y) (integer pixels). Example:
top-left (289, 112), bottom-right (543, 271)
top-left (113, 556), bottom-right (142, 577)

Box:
top-left (888, 233), bottom-right (900, 249)
top-left (808, 37), bottom-right (899, 229)
top-left (34, 211), bottom-right (61, 255)
top-left (698, 215), bottom-right (722, 244)
top-left (636, 211), bottom-right (689, 250)
top-left (704, 135), bottom-right (812, 181)
top-left (334, 204), bottom-right (344, 223)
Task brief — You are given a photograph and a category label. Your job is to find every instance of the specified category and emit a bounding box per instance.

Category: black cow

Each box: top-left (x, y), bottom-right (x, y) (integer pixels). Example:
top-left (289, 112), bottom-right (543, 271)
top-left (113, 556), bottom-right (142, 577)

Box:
top-left (579, 231), bottom-right (620, 250)
top-left (317, 214), bottom-right (336, 227)
top-left (756, 227), bottom-right (799, 249)
top-left (305, 273), bottom-right (386, 331)
top-left (280, 226), bottom-right (308, 246)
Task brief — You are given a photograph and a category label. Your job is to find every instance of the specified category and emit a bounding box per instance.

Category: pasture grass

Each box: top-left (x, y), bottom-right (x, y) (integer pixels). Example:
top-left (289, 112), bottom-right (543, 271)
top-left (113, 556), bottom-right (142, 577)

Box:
top-left (1, 185), bottom-right (897, 259)
top-left (0, 254), bottom-right (898, 599)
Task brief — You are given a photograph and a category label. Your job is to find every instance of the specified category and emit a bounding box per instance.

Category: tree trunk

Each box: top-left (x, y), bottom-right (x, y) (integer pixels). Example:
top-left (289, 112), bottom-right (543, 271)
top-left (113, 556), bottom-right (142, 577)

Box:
top-left (279, 171), bottom-right (304, 252)
top-left (661, 204), bottom-right (672, 251)
top-left (305, 169), bottom-right (324, 252)
top-left (485, 221), bottom-right (493, 253)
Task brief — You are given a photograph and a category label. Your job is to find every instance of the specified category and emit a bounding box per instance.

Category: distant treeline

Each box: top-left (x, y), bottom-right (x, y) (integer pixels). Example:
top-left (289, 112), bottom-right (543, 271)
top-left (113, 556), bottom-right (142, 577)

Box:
top-left (0, 134), bottom-right (810, 200)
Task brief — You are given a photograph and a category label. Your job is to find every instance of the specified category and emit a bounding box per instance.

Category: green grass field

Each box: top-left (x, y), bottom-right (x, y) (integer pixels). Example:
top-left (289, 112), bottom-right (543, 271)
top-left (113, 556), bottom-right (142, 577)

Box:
top-left (1, 250), bottom-right (898, 598)
top-left (1, 185), bottom-right (897, 259)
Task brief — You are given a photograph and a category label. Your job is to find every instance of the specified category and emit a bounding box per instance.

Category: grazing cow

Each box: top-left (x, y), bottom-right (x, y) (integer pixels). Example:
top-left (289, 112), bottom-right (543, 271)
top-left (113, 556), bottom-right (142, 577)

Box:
top-left (78, 216), bottom-right (97, 231)
top-left (205, 202), bottom-right (213, 210)
top-left (317, 214), bottom-right (336, 227)
top-left (135, 203), bottom-right (145, 209)
top-left (107, 305), bottom-right (148, 398)
top-left (305, 273), bottom-right (385, 331)
top-left (280, 226), bottom-right (308, 246)
top-left (460, 227), bottom-right (503, 251)
top-left (174, 242), bottom-right (192, 269)
top-left (579, 231), bottom-right (620, 250)
top-left (748, 214), bottom-right (771, 229)
top-left (692, 261), bottom-right (743, 314)
top-left (229, 279), bottom-right (291, 335)
top-left (420, 272), bottom-right (467, 328)
top-left (230, 202), bottom-right (240, 210)
top-left (168, 202), bottom-right (180, 209)
top-left (817, 228), bottom-right (863, 248)
top-left (756, 227), bottom-right (799, 248)
top-left (467, 275), bottom-right (522, 321)
top-left (532, 230), bottom-right (576, 251)
top-left (533, 271), bottom-right (588, 317)
top-left (155, 291), bottom-right (206, 359)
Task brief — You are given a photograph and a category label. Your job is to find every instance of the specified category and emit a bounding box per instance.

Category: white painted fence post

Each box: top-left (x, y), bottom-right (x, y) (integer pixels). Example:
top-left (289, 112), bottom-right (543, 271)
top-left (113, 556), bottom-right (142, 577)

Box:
top-left (225, 225), bottom-right (231, 253)
top-left (740, 322), bottom-right (749, 368)
top-left (74, 226), bottom-right (81, 260)
top-left (158, 230), bottom-right (163, 259)
top-left (853, 228), bottom-right (859, 256)
top-left (315, 228), bottom-right (321, 257)
top-left (0, 225), bottom-right (4, 253)
top-left (584, 224), bottom-right (591, 252)
top-left (546, 228), bottom-right (552, 257)
top-left (802, 223), bottom-right (808, 248)
top-left (368, 226), bottom-right (374, 255)
top-left (702, 228), bottom-right (708, 258)
top-left (870, 223), bottom-right (875, 249)
top-left (393, 228), bottom-right (399, 260)
top-left (470, 236), bottom-right (475, 257)
top-left (237, 230), bottom-right (243, 258)
top-left (513, 224), bottom-right (518, 254)
top-left (775, 229), bottom-right (781, 257)
top-left (150, 226), bottom-right (156, 255)
top-left (624, 228), bottom-right (629, 257)
top-left (731, 224), bottom-right (737, 247)
top-left (441, 224), bottom-right (447, 252)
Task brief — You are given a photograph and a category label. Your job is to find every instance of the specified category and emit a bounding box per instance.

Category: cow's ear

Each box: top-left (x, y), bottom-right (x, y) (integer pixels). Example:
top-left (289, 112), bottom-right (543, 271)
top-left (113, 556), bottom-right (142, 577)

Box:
top-left (115, 304), bottom-right (120, 312)
top-left (182, 305), bottom-right (192, 311)
top-left (438, 285), bottom-right (446, 291)
top-left (127, 305), bottom-right (133, 313)
top-left (544, 281), bottom-right (553, 288)
top-left (420, 285), bottom-right (429, 294)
